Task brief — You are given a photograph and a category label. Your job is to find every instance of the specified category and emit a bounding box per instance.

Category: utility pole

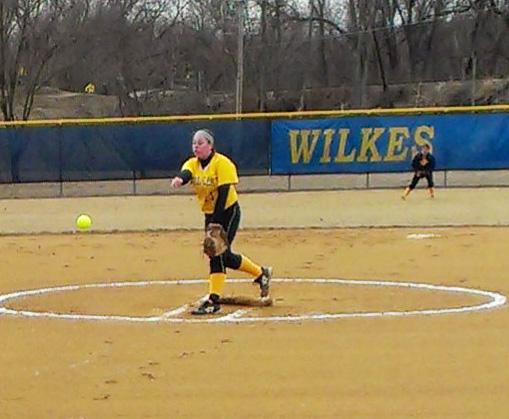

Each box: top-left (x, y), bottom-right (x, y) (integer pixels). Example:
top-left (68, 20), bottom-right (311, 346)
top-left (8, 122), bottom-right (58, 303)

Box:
top-left (471, 52), bottom-right (477, 106)
top-left (235, 0), bottom-right (245, 114)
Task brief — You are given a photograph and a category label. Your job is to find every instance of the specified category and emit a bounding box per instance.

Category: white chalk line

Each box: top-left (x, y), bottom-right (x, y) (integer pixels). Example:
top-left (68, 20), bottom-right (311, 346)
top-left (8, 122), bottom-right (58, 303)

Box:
top-left (214, 309), bottom-right (252, 322)
top-left (0, 278), bottom-right (505, 324)
top-left (161, 304), bottom-right (189, 318)
top-left (407, 233), bottom-right (442, 240)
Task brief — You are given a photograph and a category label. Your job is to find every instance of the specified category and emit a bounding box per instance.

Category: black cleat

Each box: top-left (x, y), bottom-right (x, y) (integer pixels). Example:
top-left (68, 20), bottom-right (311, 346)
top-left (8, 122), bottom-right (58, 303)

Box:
top-left (253, 266), bottom-right (272, 298)
top-left (191, 299), bottom-right (220, 315)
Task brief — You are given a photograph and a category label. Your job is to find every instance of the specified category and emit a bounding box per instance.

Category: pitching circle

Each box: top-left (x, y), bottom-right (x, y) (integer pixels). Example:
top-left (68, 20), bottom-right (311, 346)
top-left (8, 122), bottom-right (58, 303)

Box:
top-left (0, 278), bottom-right (505, 323)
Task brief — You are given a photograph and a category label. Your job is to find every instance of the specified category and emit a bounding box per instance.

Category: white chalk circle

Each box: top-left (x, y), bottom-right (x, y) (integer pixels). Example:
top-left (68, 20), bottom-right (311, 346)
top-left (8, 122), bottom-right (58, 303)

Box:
top-left (0, 278), bottom-right (505, 323)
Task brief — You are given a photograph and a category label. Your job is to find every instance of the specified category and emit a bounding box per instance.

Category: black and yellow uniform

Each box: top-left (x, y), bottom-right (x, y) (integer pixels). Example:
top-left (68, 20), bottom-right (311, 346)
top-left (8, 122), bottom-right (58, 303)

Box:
top-left (409, 152), bottom-right (435, 189)
top-left (177, 151), bottom-right (266, 303)
top-left (181, 151), bottom-right (239, 216)
top-left (403, 150), bottom-right (436, 199)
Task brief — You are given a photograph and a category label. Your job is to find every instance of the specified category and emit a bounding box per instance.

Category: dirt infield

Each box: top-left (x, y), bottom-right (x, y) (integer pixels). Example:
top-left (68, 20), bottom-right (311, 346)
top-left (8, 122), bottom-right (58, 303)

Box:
top-left (0, 188), bottom-right (508, 418)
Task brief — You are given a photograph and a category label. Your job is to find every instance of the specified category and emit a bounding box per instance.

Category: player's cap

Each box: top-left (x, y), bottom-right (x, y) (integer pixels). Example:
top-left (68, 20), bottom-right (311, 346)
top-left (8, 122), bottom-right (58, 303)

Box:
top-left (193, 129), bottom-right (214, 146)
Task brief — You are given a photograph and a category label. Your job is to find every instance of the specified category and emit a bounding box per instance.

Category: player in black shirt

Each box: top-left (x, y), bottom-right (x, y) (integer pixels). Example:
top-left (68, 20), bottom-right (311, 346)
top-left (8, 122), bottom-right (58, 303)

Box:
top-left (402, 144), bottom-right (436, 200)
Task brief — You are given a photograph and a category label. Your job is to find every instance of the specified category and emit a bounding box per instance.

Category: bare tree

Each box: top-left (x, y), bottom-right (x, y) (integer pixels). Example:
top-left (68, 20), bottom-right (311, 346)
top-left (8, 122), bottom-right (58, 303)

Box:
top-left (2, 0), bottom-right (508, 118)
top-left (346, 0), bottom-right (377, 107)
top-left (0, 0), bottom-right (76, 121)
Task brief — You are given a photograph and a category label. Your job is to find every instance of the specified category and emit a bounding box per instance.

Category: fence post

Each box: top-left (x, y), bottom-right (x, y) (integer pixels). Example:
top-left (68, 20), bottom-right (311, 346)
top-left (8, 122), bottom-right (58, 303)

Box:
top-left (58, 125), bottom-right (63, 197)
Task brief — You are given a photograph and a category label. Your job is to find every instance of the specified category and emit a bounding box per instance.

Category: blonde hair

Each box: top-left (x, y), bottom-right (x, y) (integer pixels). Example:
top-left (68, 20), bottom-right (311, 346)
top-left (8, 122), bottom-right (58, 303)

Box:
top-left (193, 129), bottom-right (215, 146)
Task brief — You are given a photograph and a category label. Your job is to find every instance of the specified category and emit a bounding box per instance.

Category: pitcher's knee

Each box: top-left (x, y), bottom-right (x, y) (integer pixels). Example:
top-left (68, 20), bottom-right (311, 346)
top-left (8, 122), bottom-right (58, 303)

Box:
top-left (223, 251), bottom-right (241, 269)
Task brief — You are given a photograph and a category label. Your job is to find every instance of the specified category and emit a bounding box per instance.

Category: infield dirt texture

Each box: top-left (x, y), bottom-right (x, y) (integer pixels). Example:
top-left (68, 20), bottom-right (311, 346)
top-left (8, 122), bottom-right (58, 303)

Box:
top-left (0, 188), bottom-right (508, 418)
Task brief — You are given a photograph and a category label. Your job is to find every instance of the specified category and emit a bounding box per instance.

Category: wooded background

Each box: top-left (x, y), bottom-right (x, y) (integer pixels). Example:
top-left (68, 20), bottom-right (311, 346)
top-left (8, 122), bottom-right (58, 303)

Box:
top-left (1, 0), bottom-right (508, 120)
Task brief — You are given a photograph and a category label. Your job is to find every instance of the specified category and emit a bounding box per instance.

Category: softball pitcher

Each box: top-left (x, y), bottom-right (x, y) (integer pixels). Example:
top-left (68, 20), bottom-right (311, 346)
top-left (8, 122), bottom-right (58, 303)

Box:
top-left (171, 129), bottom-right (272, 315)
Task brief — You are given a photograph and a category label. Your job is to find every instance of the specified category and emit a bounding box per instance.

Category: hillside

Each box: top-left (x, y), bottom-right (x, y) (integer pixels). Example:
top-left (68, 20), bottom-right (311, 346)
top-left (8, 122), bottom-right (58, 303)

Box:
top-left (7, 78), bottom-right (509, 121)
top-left (25, 87), bottom-right (120, 120)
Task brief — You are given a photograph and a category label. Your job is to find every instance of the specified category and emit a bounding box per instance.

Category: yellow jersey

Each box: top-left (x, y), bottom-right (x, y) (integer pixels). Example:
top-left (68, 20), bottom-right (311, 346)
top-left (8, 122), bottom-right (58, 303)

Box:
top-left (182, 152), bottom-right (239, 214)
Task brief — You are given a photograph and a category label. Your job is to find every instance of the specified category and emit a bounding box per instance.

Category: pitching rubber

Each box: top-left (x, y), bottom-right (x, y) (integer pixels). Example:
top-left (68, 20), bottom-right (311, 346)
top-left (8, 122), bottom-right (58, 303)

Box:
top-left (218, 295), bottom-right (273, 307)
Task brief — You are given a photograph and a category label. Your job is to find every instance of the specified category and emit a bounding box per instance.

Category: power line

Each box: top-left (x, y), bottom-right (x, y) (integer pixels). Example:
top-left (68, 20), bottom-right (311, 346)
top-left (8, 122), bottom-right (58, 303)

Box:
top-left (244, 4), bottom-right (506, 47)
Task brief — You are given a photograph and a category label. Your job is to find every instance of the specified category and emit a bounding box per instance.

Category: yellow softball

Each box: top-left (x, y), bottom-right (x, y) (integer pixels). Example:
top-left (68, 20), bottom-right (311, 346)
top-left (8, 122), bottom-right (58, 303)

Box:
top-left (76, 214), bottom-right (92, 230)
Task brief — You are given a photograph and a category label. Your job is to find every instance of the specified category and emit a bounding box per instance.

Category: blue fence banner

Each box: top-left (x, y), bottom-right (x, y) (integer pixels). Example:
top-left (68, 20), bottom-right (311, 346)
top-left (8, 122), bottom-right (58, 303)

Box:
top-left (2, 109), bottom-right (509, 183)
top-left (0, 119), bottom-right (270, 183)
top-left (271, 113), bottom-right (509, 174)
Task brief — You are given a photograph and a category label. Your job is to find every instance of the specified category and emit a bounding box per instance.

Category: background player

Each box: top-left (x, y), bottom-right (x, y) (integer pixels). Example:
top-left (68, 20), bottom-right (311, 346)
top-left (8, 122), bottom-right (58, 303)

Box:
top-left (402, 144), bottom-right (436, 200)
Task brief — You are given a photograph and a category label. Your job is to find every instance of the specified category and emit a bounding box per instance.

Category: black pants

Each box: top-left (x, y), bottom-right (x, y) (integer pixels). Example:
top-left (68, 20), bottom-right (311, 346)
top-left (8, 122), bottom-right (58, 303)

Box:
top-left (205, 202), bottom-right (242, 274)
top-left (409, 172), bottom-right (434, 190)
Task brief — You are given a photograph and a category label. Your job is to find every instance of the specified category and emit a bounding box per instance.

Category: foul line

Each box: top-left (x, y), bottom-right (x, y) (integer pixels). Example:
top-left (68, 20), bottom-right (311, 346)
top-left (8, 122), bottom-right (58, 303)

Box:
top-left (0, 278), bottom-right (505, 324)
top-left (161, 304), bottom-right (189, 318)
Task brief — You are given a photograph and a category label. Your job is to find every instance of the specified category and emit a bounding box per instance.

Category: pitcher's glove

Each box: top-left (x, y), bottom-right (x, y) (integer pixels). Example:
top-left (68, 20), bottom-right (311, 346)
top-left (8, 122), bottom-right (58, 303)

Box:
top-left (203, 223), bottom-right (229, 257)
